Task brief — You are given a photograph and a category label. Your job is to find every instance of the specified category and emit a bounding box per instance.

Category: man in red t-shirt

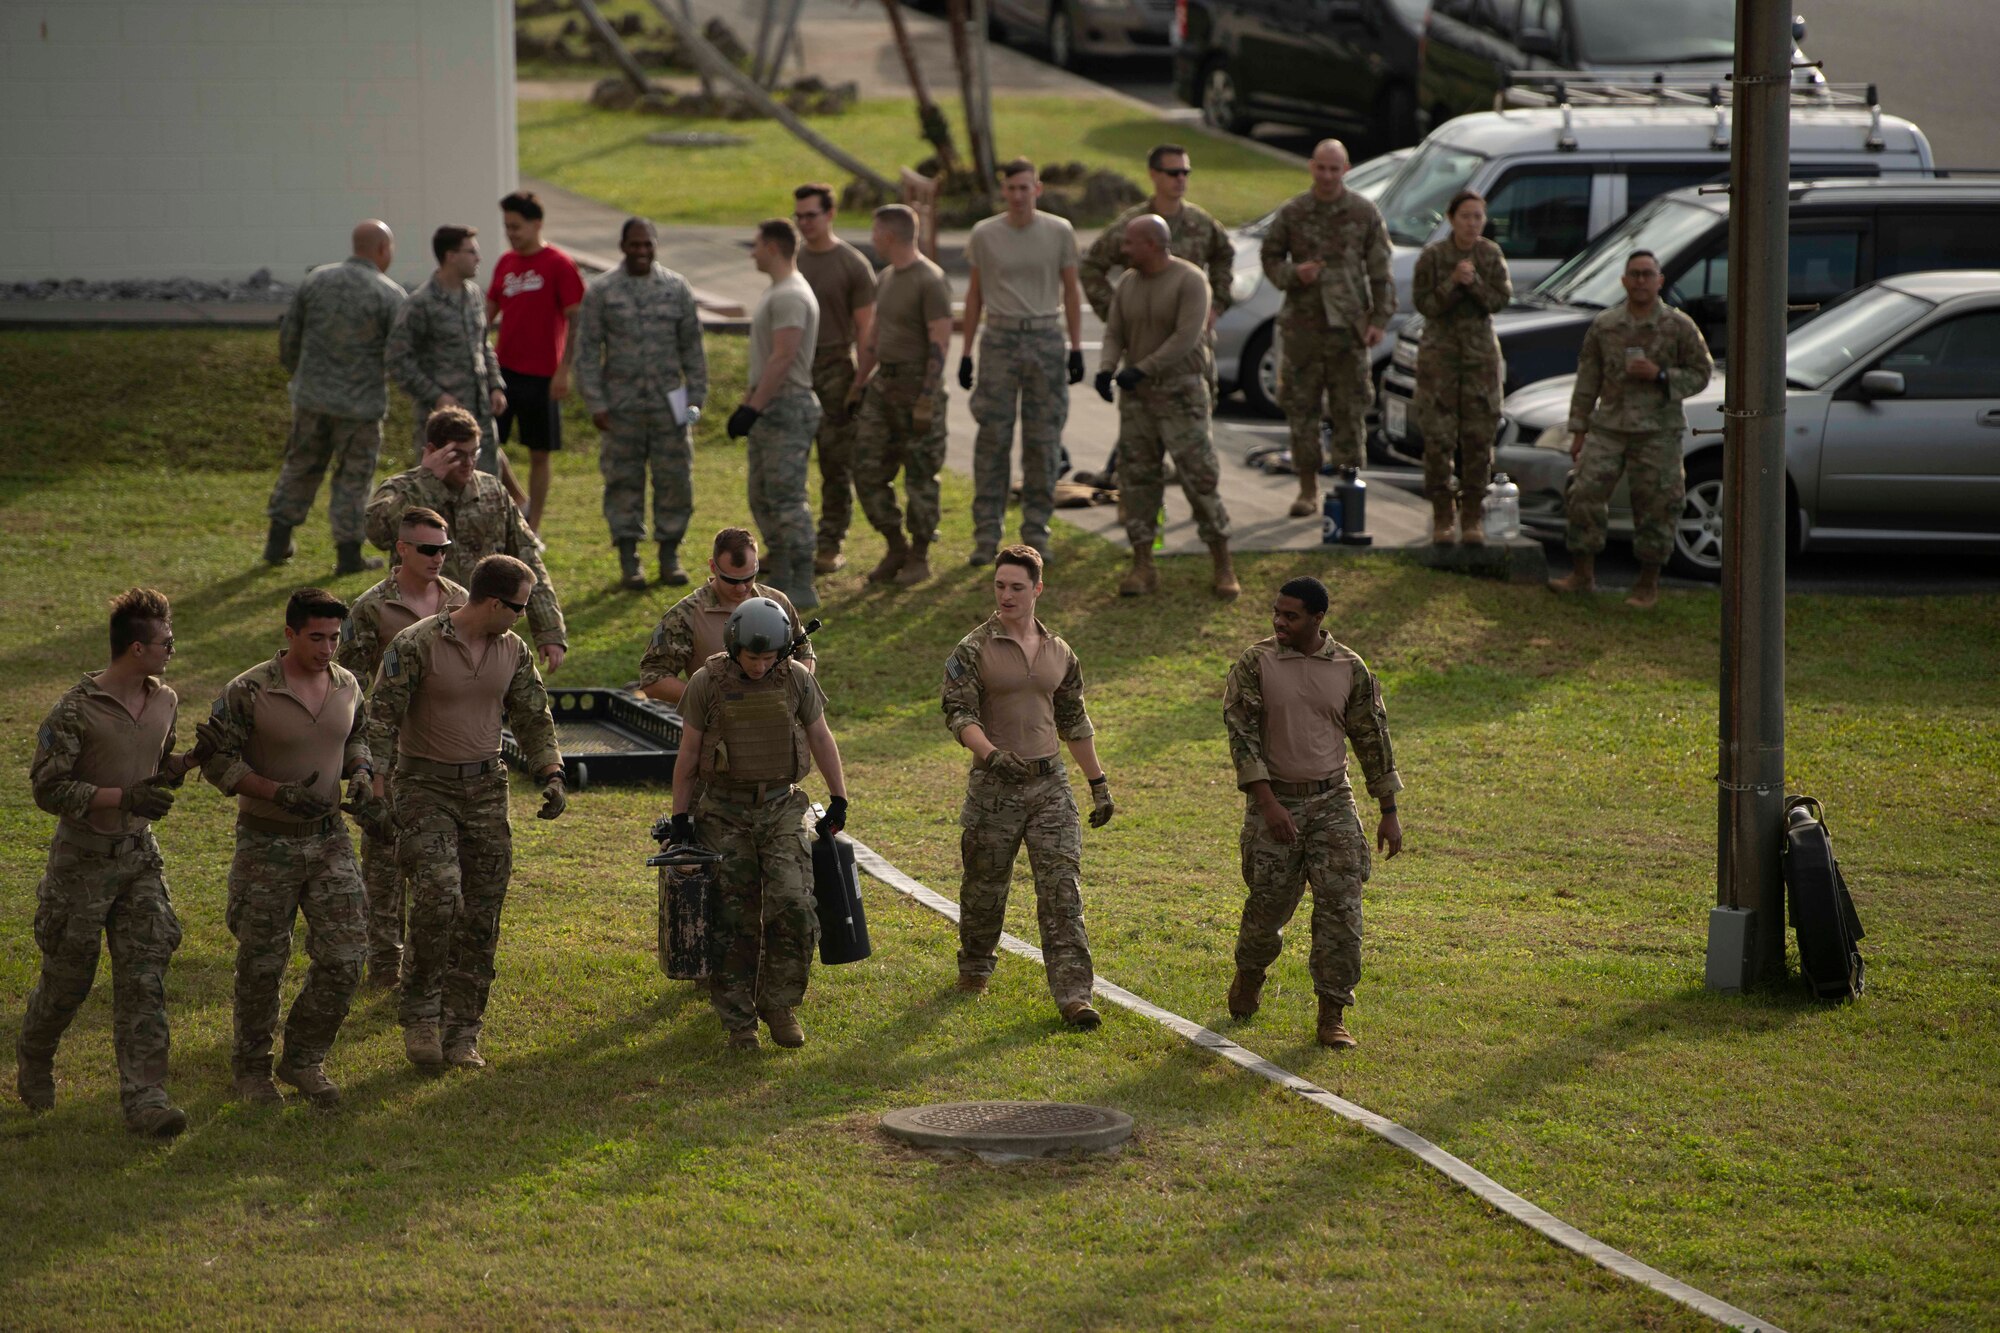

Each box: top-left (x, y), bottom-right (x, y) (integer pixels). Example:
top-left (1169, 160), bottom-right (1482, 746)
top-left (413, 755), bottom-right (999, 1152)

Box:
top-left (487, 191), bottom-right (586, 534)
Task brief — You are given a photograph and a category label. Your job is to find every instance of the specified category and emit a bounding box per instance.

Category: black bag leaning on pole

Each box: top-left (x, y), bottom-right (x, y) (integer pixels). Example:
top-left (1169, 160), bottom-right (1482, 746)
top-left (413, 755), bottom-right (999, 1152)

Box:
top-left (1781, 796), bottom-right (1866, 1001)
top-left (811, 827), bottom-right (872, 965)
top-left (649, 837), bottom-right (723, 980)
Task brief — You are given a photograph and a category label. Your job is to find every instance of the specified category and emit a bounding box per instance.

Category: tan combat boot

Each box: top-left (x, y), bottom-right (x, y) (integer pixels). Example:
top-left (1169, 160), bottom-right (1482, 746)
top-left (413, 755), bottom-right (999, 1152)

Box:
top-left (1209, 540), bottom-right (1240, 600)
top-left (1625, 564), bottom-right (1663, 609)
top-left (127, 1104), bottom-right (189, 1139)
top-left (615, 539), bottom-right (648, 592)
top-left (1547, 551), bottom-right (1596, 594)
top-left (814, 549), bottom-right (846, 575)
top-left (1226, 967), bottom-right (1265, 1020)
top-left (233, 1072), bottom-right (284, 1107)
top-left (658, 542), bottom-right (689, 586)
top-left (760, 1007), bottom-right (806, 1049)
top-left (275, 1059), bottom-right (341, 1108)
top-left (16, 1039), bottom-right (53, 1112)
top-left (1430, 495), bottom-right (1456, 544)
top-left (1316, 996), bottom-right (1358, 1050)
top-left (955, 971), bottom-right (988, 995)
top-left (1288, 482), bottom-right (1320, 519)
top-left (443, 1040), bottom-right (486, 1071)
top-left (1060, 1000), bottom-right (1103, 1030)
top-left (1459, 497), bottom-right (1486, 546)
top-left (867, 534), bottom-right (909, 584)
top-left (893, 540), bottom-right (932, 586)
top-left (1118, 546), bottom-right (1159, 597)
top-left (725, 1027), bottom-right (760, 1051)
top-left (404, 1021), bottom-right (444, 1069)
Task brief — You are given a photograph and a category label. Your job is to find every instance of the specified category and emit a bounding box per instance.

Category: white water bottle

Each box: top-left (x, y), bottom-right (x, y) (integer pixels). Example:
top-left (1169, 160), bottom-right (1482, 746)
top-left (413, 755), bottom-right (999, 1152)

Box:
top-left (1485, 473), bottom-right (1521, 541)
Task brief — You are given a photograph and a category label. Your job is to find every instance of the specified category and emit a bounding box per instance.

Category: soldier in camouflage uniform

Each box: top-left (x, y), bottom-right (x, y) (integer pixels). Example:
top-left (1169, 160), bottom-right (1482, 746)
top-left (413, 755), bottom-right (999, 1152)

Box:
top-left (365, 406), bottom-right (567, 673)
top-left (338, 507), bottom-right (468, 986)
top-left (575, 217), bottom-right (710, 591)
top-left (1222, 576), bottom-right (1403, 1050)
top-left (1550, 250), bottom-right (1714, 608)
top-left (1095, 215), bottom-right (1237, 601)
top-left (265, 220), bottom-right (408, 574)
top-left (1412, 190), bottom-right (1512, 545)
top-left (387, 225), bottom-right (508, 475)
top-left (941, 546), bottom-right (1114, 1028)
top-left (201, 589), bottom-right (373, 1108)
top-left (727, 220), bottom-right (824, 610)
top-left (18, 589), bottom-right (190, 1137)
top-left (1260, 141), bottom-right (1396, 515)
top-left (638, 527), bottom-right (815, 708)
top-left (960, 160), bottom-right (1088, 564)
top-left (365, 555), bottom-right (565, 1071)
top-left (792, 184), bottom-right (878, 575)
top-left (665, 598), bottom-right (849, 1050)
top-left (851, 205), bottom-right (954, 587)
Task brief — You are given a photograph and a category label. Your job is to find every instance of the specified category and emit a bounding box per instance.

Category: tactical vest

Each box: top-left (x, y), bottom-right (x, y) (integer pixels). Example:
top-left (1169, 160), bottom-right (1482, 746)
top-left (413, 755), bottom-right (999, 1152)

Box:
top-left (697, 654), bottom-right (810, 783)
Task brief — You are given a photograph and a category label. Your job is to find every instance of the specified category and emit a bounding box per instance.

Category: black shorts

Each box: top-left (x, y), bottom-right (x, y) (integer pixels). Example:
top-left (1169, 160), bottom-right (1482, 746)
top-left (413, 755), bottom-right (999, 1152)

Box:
top-left (498, 367), bottom-right (562, 452)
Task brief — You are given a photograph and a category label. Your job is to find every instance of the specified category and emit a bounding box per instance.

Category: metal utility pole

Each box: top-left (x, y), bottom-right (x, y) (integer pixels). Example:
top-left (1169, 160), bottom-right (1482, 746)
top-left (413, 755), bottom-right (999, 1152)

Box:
top-left (1707, 0), bottom-right (1791, 992)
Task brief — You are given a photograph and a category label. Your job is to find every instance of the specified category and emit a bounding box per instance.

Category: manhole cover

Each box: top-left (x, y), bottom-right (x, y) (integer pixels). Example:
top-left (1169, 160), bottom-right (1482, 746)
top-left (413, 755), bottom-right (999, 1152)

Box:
top-left (880, 1101), bottom-right (1132, 1156)
top-left (645, 131), bottom-right (750, 148)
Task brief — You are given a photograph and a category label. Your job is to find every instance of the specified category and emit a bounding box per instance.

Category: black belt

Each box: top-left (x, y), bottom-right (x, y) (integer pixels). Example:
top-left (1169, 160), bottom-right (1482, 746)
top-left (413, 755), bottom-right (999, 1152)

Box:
top-left (54, 824), bottom-right (151, 857)
top-left (985, 314), bottom-right (1061, 332)
top-left (398, 756), bottom-right (500, 779)
top-left (239, 812), bottom-right (341, 838)
top-left (1267, 777), bottom-right (1338, 798)
top-left (703, 778), bottom-right (796, 805)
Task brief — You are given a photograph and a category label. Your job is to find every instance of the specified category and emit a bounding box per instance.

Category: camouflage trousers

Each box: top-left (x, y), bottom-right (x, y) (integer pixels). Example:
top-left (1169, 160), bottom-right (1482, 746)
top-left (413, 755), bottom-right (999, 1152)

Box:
top-left (1117, 373), bottom-right (1230, 548)
top-left (695, 786), bottom-right (817, 1033)
top-left (268, 408), bottom-right (384, 543)
top-left (360, 822), bottom-right (408, 973)
top-left (411, 397), bottom-right (499, 475)
top-left (854, 362), bottom-right (949, 544)
top-left (1413, 334), bottom-right (1502, 502)
top-left (598, 409), bottom-right (693, 546)
top-left (1278, 314), bottom-right (1371, 475)
top-left (958, 767), bottom-right (1094, 1008)
top-left (811, 348), bottom-right (860, 556)
top-left (746, 388), bottom-right (823, 600)
top-left (1235, 787), bottom-right (1370, 1006)
top-left (19, 828), bottom-right (181, 1117)
top-left (393, 768), bottom-right (512, 1046)
top-left (970, 324), bottom-right (1069, 548)
top-left (227, 821), bottom-right (367, 1078)
top-left (1566, 426), bottom-right (1685, 567)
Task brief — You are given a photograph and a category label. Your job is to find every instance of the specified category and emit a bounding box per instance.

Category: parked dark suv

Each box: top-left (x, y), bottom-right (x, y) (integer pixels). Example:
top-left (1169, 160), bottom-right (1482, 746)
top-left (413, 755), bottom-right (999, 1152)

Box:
top-left (1174, 0), bottom-right (1429, 148)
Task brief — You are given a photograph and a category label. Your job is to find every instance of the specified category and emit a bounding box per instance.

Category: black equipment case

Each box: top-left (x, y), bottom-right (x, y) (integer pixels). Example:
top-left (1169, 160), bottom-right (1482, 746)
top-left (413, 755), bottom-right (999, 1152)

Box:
top-left (503, 689), bottom-right (681, 791)
top-left (1782, 795), bottom-right (1866, 1001)
top-left (811, 827), bottom-right (872, 965)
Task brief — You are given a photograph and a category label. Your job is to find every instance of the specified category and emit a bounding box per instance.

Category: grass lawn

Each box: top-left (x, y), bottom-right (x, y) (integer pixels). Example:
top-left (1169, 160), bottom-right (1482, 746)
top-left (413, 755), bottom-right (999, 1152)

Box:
top-left (2, 329), bottom-right (1996, 1330)
top-left (517, 95), bottom-right (1302, 229)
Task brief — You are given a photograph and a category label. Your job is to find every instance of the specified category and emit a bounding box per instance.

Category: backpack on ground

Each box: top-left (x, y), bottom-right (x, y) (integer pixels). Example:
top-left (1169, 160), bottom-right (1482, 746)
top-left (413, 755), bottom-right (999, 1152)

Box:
top-left (1782, 795), bottom-right (1866, 1001)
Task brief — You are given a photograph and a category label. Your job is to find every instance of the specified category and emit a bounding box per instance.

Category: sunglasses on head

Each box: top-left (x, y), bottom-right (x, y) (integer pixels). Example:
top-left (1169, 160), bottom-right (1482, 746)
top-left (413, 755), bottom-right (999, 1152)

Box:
top-left (406, 540), bottom-right (453, 557)
top-left (1157, 167), bottom-right (1192, 177)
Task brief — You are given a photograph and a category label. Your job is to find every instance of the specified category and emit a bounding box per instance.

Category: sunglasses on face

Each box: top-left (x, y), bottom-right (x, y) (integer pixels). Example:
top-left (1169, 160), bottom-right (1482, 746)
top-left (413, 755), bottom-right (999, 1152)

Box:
top-left (406, 540), bottom-right (453, 557)
top-left (497, 596), bottom-right (528, 614)
top-left (715, 568), bottom-right (757, 585)
top-left (1156, 167), bottom-right (1192, 177)
top-left (149, 636), bottom-right (175, 650)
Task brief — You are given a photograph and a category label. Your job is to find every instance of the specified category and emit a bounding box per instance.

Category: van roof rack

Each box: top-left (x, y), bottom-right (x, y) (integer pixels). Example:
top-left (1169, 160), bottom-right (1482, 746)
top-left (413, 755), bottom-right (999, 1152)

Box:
top-left (1496, 74), bottom-right (1883, 153)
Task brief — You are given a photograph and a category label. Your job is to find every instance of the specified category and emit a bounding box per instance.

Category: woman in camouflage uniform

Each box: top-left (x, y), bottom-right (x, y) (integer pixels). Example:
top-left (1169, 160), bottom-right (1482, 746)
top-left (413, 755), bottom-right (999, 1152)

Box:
top-left (1411, 190), bottom-right (1512, 544)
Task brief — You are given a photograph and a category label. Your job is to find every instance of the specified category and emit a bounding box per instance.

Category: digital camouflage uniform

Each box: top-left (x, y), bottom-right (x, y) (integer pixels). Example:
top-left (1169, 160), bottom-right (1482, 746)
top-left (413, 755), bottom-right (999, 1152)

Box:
top-left (1260, 190), bottom-right (1396, 475)
top-left (365, 616), bottom-right (560, 1050)
top-left (386, 275), bottom-right (505, 473)
top-left (1564, 303), bottom-right (1715, 565)
top-left (1411, 237), bottom-right (1512, 506)
top-left (970, 324), bottom-right (1068, 551)
top-left (268, 256), bottom-right (408, 543)
top-left (21, 674), bottom-right (181, 1121)
top-left (635, 582), bottom-right (814, 694)
top-left (810, 347), bottom-right (860, 556)
top-left (682, 651), bottom-right (827, 1034)
top-left (941, 617), bottom-right (1096, 1008)
top-left (746, 390), bottom-right (823, 588)
top-left (1223, 635), bottom-right (1401, 1007)
top-left (854, 363), bottom-right (949, 545)
top-left (573, 262), bottom-right (708, 548)
top-left (338, 575), bottom-right (469, 973)
top-left (364, 467), bottom-right (566, 653)
top-left (201, 657), bottom-right (371, 1079)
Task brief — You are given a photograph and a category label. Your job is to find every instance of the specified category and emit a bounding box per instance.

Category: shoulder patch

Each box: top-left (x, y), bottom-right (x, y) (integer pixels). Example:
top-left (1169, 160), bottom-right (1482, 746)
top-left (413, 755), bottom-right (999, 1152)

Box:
top-left (944, 655), bottom-right (965, 681)
top-left (36, 721), bottom-right (53, 752)
top-left (382, 647), bottom-right (401, 679)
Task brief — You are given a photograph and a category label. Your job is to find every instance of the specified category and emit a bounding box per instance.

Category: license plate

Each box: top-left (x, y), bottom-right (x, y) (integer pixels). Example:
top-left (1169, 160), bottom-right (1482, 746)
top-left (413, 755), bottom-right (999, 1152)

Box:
top-left (1384, 397), bottom-right (1407, 440)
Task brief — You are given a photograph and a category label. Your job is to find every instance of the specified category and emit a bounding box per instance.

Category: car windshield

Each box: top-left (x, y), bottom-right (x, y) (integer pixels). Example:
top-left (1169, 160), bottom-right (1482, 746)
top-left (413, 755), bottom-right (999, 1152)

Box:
top-left (1375, 141), bottom-right (1486, 247)
top-left (1569, 0), bottom-right (1734, 64)
top-left (1345, 150), bottom-right (1411, 203)
top-left (1535, 198), bottom-right (1721, 308)
top-left (1785, 287), bottom-right (1931, 389)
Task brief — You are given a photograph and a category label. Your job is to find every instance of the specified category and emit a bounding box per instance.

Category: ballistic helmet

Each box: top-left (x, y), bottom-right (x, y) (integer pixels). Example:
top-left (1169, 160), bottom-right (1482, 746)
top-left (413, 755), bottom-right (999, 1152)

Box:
top-left (724, 597), bottom-right (794, 660)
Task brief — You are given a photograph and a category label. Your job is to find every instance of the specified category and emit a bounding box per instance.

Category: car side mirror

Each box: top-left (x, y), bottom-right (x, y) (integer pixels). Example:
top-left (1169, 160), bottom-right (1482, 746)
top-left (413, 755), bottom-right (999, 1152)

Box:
top-left (1517, 27), bottom-right (1558, 59)
top-left (1859, 369), bottom-right (1905, 399)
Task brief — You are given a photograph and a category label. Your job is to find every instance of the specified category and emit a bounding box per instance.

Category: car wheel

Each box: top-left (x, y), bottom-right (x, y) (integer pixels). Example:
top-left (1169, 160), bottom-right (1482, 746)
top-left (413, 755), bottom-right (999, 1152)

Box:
top-left (1668, 456), bottom-right (1726, 581)
top-left (1047, 3), bottom-right (1080, 70)
top-left (1239, 324), bottom-right (1281, 418)
top-left (1202, 62), bottom-right (1252, 135)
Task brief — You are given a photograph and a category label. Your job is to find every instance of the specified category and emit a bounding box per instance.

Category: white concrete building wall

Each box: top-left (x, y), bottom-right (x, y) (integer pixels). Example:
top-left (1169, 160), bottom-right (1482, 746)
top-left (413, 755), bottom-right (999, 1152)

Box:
top-left (0, 0), bottom-right (516, 288)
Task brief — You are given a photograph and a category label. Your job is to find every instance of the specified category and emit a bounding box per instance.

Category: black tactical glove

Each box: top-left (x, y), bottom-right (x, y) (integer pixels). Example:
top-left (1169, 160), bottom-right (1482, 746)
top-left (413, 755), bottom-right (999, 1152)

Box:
top-left (1114, 367), bottom-right (1146, 392)
top-left (957, 355), bottom-right (974, 391)
top-left (1093, 370), bottom-right (1115, 403)
top-left (817, 795), bottom-right (848, 839)
top-left (669, 812), bottom-right (696, 845)
top-left (1066, 349), bottom-right (1086, 384)
top-left (537, 773), bottom-right (567, 821)
top-left (1088, 774), bottom-right (1115, 828)
top-left (121, 779), bottom-right (175, 822)
top-left (981, 749), bottom-right (1032, 781)
top-left (726, 404), bottom-right (760, 439)
top-left (273, 771), bottom-right (334, 819)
